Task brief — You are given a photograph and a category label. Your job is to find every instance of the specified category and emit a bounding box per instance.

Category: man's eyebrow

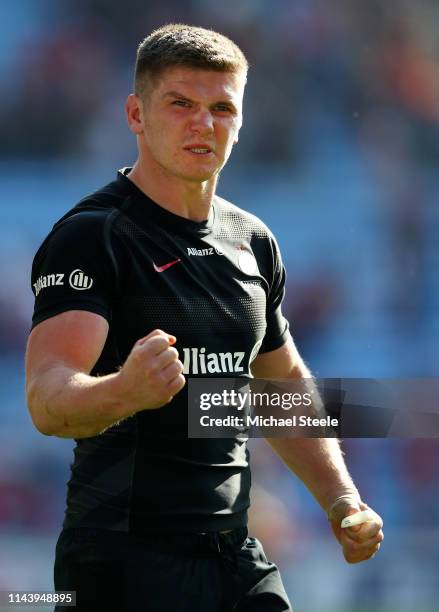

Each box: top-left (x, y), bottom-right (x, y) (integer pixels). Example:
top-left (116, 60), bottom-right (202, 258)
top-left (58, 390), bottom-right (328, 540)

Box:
top-left (162, 90), bottom-right (238, 110)
top-left (162, 91), bottom-right (192, 100)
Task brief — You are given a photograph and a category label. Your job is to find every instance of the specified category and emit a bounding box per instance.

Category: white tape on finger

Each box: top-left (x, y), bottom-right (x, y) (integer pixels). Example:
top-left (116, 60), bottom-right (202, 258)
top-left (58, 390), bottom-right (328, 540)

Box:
top-left (341, 509), bottom-right (376, 528)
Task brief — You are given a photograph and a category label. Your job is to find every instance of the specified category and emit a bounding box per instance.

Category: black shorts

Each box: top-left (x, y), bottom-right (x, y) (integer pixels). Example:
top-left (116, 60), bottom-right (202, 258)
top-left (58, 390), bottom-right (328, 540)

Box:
top-left (54, 527), bottom-right (292, 611)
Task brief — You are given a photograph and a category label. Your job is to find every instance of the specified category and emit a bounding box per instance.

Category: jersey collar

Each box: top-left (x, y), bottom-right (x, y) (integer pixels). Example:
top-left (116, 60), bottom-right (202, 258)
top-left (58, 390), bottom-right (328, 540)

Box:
top-left (117, 168), bottom-right (214, 236)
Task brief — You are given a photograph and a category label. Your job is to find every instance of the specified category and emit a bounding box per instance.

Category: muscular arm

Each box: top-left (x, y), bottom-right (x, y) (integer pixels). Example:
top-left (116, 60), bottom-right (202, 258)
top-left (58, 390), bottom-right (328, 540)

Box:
top-left (25, 311), bottom-right (185, 439)
top-left (251, 335), bottom-right (359, 511)
top-left (251, 335), bottom-right (383, 563)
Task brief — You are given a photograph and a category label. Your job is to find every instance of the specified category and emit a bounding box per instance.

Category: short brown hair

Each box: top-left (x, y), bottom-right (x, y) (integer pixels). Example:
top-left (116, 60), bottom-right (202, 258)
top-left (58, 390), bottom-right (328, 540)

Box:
top-left (134, 24), bottom-right (248, 97)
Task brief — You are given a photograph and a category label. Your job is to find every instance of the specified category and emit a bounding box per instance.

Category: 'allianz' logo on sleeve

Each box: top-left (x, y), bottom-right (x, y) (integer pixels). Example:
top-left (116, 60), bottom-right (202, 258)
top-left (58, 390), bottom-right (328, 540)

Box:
top-left (33, 269), bottom-right (93, 296)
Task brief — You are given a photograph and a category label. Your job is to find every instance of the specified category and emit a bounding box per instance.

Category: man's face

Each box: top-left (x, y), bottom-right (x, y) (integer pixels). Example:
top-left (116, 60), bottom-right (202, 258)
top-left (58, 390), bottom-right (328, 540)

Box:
top-left (135, 66), bottom-right (246, 182)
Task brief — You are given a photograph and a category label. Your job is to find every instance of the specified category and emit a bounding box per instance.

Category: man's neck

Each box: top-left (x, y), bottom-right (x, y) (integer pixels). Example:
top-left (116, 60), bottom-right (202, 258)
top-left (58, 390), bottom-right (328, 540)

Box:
top-left (127, 160), bottom-right (217, 222)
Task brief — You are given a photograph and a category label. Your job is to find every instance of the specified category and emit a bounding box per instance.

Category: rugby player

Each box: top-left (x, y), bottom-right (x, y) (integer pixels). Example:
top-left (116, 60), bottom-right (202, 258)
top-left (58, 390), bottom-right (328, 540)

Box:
top-left (25, 24), bottom-right (383, 611)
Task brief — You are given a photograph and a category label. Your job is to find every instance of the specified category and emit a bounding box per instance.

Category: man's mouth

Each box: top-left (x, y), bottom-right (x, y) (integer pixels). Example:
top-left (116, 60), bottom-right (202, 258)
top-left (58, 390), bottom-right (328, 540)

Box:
top-left (184, 145), bottom-right (214, 155)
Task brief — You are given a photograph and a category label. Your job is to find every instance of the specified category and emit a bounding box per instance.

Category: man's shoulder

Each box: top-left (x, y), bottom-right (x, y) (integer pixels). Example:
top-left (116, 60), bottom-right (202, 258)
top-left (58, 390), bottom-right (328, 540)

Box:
top-left (33, 177), bottom-right (130, 265)
top-left (52, 177), bottom-right (129, 232)
top-left (214, 195), bottom-right (273, 240)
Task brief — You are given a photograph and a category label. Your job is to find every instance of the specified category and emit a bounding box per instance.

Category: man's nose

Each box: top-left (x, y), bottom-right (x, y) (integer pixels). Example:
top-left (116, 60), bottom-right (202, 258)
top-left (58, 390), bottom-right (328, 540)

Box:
top-left (190, 109), bottom-right (214, 134)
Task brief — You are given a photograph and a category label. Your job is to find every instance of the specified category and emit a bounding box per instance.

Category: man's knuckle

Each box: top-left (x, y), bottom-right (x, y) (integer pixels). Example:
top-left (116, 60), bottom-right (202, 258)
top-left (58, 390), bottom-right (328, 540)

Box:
top-left (169, 347), bottom-right (179, 359)
top-left (149, 334), bottom-right (165, 346)
top-left (173, 361), bottom-right (183, 374)
top-left (173, 361), bottom-right (184, 374)
top-left (167, 363), bottom-right (178, 377)
top-left (349, 541), bottom-right (358, 553)
top-left (150, 338), bottom-right (166, 351)
top-left (169, 372), bottom-right (181, 385)
top-left (171, 374), bottom-right (185, 390)
top-left (147, 360), bottom-right (160, 375)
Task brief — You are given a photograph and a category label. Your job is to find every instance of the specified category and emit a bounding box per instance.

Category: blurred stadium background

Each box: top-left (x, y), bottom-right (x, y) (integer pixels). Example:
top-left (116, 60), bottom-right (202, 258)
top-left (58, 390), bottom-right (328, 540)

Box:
top-left (1, 1), bottom-right (439, 610)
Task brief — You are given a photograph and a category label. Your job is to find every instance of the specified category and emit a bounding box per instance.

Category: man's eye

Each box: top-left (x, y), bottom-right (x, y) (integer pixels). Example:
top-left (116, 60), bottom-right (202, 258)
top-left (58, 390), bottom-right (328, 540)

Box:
top-left (173, 100), bottom-right (190, 107)
top-left (214, 105), bottom-right (232, 112)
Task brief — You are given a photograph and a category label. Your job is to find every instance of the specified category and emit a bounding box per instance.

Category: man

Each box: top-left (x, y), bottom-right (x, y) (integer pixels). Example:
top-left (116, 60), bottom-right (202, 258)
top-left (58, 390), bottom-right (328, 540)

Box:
top-left (25, 24), bottom-right (383, 611)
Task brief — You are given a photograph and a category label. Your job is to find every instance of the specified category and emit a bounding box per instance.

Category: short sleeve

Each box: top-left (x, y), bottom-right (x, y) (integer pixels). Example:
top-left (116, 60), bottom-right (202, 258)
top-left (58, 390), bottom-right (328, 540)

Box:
top-left (258, 234), bottom-right (290, 353)
top-left (31, 212), bottom-right (118, 329)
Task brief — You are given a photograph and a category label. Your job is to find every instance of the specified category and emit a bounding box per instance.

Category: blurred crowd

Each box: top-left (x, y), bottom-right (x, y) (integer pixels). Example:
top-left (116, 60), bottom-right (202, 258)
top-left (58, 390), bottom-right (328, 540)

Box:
top-left (1, 1), bottom-right (439, 609)
top-left (3, 1), bottom-right (439, 163)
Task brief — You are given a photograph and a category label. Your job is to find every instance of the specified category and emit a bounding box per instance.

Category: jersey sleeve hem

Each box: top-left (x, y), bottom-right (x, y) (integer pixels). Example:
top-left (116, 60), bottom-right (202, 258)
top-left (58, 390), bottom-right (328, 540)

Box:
top-left (31, 299), bottom-right (112, 330)
top-left (258, 320), bottom-right (290, 354)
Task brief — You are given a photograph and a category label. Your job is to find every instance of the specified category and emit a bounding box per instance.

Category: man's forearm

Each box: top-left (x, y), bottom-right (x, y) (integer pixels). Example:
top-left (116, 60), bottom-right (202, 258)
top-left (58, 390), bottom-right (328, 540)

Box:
top-left (266, 437), bottom-right (360, 513)
top-left (27, 366), bottom-right (132, 439)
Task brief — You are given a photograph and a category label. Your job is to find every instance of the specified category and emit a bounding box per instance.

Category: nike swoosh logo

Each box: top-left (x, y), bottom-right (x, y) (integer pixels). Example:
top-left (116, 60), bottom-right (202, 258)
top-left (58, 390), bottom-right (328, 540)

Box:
top-left (153, 258), bottom-right (182, 273)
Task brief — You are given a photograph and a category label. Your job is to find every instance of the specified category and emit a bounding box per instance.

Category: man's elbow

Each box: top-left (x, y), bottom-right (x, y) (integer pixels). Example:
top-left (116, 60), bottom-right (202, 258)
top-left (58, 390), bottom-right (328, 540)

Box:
top-left (32, 419), bottom-right (55, 437)
top-left (26, 393), bottom-right (98, 439)
top-left (26, 382), bottom-right (57, 436)
top-left (27, 401), bottom-right (77, 438)
top-left (27, 399), bottom-right (55, 436)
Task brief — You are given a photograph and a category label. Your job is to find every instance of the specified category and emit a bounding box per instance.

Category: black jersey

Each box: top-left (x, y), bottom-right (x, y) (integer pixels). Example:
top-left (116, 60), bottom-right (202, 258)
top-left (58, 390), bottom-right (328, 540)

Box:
top-left (31, 169), bottom-right (289, 534)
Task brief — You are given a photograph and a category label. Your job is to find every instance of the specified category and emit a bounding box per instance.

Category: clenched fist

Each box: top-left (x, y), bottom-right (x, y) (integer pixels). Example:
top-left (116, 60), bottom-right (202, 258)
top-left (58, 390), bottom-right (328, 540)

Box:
top-left (328, 497), bottom-right (384, 564)
top-left (117, 329), bottom-right (186, 412)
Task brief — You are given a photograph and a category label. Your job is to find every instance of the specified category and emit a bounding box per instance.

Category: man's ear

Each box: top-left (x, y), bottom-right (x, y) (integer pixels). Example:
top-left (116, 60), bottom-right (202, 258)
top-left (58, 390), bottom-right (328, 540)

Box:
top-left (125, 94), bottom-right (144, 135)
